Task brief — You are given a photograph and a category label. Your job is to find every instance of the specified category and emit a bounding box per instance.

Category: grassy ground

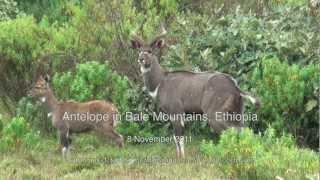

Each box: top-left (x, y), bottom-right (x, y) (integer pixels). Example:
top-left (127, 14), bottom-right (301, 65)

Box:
top-left (1, 133), bottom-right (319, 180)
top-left (0, 135), bottom-right (226, 180)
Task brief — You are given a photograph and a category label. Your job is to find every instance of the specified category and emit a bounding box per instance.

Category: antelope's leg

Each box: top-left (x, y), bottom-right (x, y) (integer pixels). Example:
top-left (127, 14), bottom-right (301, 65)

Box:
top-left (109, 130), bottom-right (124, 148)
top-left (163, 101), bottom-right (186, 158)
top-left (169, 111), bottom-right (185, 158)
top-left (59, 128), bottom-right (70, 158)
top-left (97, 126), bottom-right (124, 148)
top-left (67, 133), bottom-right (72, 145)
top-left (172, 122), bottom-right (185, 158)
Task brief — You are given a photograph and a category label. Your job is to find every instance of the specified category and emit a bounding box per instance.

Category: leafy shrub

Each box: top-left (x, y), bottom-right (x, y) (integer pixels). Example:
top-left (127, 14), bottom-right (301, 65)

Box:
top-left (117, 118), bottom-right (155, 143)
top-left (251, 57), bottom-right (319, 149)
top-left (0, 114), bottom-right (3, 133)
top-left (0, 16), bottom-right (48, 66)
top-left (115, 82), bottom-right (171, 140)
top-left (16, 0), bottom-right (75, 23)
top-left (0, 116), bottom-right (40, 152)
top-left (200, 128), bottom-right (320, 179)
top-left (16, 97), bottom-right (55, 135)
top-left (165, 6), bottom-right (319, 75)
top-left (0, 0), bottom-right (19, 21)
top-left (199, 140), bottom-right (215, 156)
top-left (52, 61), bottom-right (131, 110)
top-left (0, 16), bottom-right (52, 101)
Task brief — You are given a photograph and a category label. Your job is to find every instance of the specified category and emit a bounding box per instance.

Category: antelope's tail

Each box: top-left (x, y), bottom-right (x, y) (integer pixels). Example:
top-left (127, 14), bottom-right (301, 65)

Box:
top-left (240, 92), bottom-right (261, 108)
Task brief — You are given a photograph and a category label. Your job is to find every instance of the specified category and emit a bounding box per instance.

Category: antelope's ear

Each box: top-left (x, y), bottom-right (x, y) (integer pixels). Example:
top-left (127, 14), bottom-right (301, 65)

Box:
top-left (151, 38), bottom-right (165, 49)
top-left (44, 74), bottom-right (50, 87)
top-left (130, 39), bottom-right (142, 49)
top-left (44, 74), bottom-right (50, 82)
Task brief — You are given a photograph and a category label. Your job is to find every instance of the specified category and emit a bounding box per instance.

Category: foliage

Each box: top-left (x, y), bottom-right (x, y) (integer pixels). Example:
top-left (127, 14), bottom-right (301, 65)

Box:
top-left (251, 57), bottom-right (319, 149)
top-left (0, 16), bottom-right (47, 66)
top-left (0, 0), bottom-right (19, 21)
top-left (0, 114), bottom-right (3, 133)
top-left (15, 0), bottom-right (78, 23)
top-left (16, 97), bottom-right (54, 135)
top-left (52, 61), bottom-right (131, 110)
top-left (200, 128), bottom-right (320, 179)
top-left (115, 83), bottom-right (171, 139)
top-left (0, 116), bottom-right (40, 152)
top-left (0, 16), bottom-right (50, 101)
top-left (165, 6), bottom-right (319, 75)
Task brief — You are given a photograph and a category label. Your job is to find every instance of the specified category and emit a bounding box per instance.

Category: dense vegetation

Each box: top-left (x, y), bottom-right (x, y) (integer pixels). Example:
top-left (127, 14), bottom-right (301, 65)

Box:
top-left (0, 0), bottom-right (319, 179)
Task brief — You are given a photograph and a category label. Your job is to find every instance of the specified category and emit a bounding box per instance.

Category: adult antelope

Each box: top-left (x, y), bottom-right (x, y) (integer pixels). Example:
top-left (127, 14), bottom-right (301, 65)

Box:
top-left (130, 27), bottom-right (260, 158)
top-left (28, 75), bottom-right (124, 157)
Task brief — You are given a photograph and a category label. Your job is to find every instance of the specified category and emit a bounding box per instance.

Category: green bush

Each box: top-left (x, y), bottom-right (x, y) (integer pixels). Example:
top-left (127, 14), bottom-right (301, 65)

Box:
top-left (0, 16), bottom-right (48, 66)
top-left (117, 119), bottom-right (155, 143)
top-left (200, 128), bottom-right (320, 179)
top-left (0, 114), bottom-right (3, 133)
top-left (52, 61), bottom-right (131, 110)
top-left (251, 57), bottom-right (319, 149)
top-left (114, 82), bottom-right (171, 140)
top-left (16, 97), bottom-right (54, 135)
top-left (0, 116), bottom-right (40, 152)
top-left (0, 0), bottom-right (19, 21)
top-left (165, 6), bottom-right (319, 75)
top-left (0, 16), bottom-right (52, 101)
top-left (16, 0), bottom-right (75, 23)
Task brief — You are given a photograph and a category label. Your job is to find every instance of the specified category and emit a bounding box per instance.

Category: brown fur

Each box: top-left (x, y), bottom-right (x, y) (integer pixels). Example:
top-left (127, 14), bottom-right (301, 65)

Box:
top-left (29, 76), bottom-right (124, 156)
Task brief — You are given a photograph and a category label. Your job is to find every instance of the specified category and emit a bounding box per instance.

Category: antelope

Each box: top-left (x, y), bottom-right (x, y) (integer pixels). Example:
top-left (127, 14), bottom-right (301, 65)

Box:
top-left (130, 27), bottom-right (260, 158)
top-left (28, 75), bottom-right (124, 157)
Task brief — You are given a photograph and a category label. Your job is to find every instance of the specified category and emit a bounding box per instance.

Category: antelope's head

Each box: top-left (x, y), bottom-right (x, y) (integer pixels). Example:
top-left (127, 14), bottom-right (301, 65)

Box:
top-left (28, 75), bottom-right (50, 101)
top-left (130, 27), bottom-right (167, 72)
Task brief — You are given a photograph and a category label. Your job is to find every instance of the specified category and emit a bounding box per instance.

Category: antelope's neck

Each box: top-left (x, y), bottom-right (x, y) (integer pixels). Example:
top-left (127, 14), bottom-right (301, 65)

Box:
top-left (143, 60), bottom-right (164, 92)
top-left (43, 89), bottom-right (59, 113)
